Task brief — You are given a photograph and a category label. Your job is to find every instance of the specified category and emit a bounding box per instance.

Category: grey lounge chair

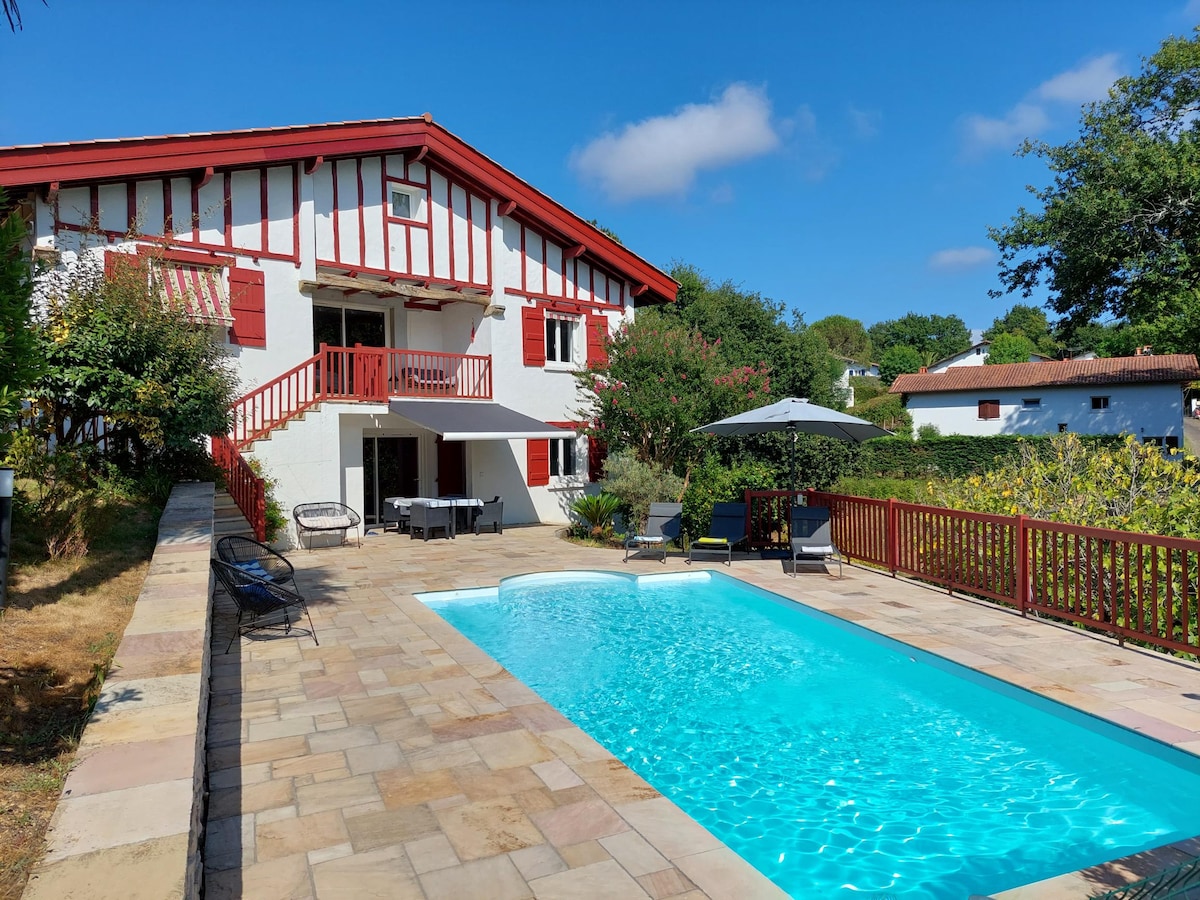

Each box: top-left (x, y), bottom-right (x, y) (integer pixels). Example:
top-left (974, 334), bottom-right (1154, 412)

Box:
top-left (790, 505), bottom-right (842, 577)
top-left (474, 496), bottom-right (503, 534)
top-left (686, 502), bottom-right (748, 566)
top-left (211, 558), bottom-right (319, 653)
top-left (625, 502), bottom-right (682, 562)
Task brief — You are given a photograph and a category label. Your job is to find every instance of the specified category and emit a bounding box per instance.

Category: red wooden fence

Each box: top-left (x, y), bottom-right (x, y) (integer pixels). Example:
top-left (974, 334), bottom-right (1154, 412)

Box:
top-left (805, 490), bottom-right (1200, 658)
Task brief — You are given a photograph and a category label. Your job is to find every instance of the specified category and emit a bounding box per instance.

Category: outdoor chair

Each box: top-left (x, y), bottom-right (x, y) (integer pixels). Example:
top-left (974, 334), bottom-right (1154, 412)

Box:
top-left (474, 496), bottom-right (503, 534)
top-left (625, 502), bottom-right (682, 562)
top-left (686, 502), bottom-right (748, 566)
top-left (293, 502), bottom-right (361, 550)
top-left (409, 500), bottom-right (452, 540)
top-left (215, 535), bottom-right (296, 590)
top-left (790, 505), bottom-right (842, 578)
top-left (211, 558), bottom-right (319, 653)
top-left (381, 498), bottom-right (410, 533)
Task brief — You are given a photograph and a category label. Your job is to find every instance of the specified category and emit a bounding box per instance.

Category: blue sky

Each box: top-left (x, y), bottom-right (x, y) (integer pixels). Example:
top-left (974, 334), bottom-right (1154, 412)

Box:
top-left (2, 0), bottom-right (1197, 335)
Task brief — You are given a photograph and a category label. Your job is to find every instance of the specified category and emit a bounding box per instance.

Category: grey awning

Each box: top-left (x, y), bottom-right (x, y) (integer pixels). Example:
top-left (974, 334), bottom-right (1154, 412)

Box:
top-left (388, 400), bottom-right (575, 441)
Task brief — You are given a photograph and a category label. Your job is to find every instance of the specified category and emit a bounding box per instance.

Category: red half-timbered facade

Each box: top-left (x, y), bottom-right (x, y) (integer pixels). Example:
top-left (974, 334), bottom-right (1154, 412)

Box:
top-left (1, 117), bottom-right (677, 541)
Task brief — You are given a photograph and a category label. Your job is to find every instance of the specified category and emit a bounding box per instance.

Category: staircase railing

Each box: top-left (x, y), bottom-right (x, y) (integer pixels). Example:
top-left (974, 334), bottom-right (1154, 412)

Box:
top-left (211, 434), bottom-right (266, 541)
top-left (229, 344), bottom-right (493, 449)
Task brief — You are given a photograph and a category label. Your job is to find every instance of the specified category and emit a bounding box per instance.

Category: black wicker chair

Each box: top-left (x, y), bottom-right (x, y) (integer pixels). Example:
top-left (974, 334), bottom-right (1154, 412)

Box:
top-left (292, 502), bottom-right (361, 550)
top-left (215, 535), bottom-right (296, 590)
top-left (474, 496), bottom-right (503, 534)
top-left (211, 558), bottom-right (318, 653)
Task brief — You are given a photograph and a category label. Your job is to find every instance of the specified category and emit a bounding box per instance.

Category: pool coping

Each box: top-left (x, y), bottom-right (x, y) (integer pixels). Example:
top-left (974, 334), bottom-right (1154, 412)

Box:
top-left (202, 526), bottom-right (1200, 899)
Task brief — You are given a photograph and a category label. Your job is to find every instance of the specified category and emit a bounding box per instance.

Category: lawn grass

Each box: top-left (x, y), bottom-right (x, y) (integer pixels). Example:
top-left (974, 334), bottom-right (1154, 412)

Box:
top-left (0, 499), bottom-right (158, 899)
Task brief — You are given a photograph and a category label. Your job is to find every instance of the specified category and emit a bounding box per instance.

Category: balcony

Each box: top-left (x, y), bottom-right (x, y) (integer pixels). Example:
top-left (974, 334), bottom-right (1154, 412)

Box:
top-left (229, 345), bottom-right (492, 448)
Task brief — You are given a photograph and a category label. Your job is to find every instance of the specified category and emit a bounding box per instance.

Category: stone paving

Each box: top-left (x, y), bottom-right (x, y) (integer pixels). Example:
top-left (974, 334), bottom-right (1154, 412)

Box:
top-left (203, 525), bottom-right (1200, 899)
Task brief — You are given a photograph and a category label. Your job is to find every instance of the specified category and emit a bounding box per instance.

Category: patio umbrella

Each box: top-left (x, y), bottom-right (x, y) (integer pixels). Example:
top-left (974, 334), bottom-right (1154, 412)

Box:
top-left (693, 397), bottom-right (891, 494)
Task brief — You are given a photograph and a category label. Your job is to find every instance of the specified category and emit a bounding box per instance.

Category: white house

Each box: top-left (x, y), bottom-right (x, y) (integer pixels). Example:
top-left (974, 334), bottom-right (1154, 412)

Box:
top-left (891, 354), bottom-right (1200, 444)
top-left (834, 357), bottom-right (879, 408)
top-left (0, 117), bottom-right (678, 540)
top-left (926, 340), bottom-right (1052, 373)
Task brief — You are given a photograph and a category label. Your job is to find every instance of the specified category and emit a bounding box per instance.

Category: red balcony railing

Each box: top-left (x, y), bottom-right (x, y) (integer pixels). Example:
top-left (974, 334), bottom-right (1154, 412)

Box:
top-left (805, 490), bottom-right (1200, 658)
top-left (229, 344), bottom-right (492, 449)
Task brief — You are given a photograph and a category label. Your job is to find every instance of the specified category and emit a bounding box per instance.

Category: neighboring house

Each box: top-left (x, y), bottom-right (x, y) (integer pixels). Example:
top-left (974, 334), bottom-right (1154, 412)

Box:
top-left (0, 117), bottom-right (677, 539)
top-left (926, 340), bottom-right (1052, 373)
top-left (834, 357), bottom-right (879, 408)
top-left (890, 354), bottom-right (1200, 444)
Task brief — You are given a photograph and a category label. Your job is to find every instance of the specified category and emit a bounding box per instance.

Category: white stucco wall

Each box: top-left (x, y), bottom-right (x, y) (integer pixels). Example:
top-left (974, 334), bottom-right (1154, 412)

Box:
top-left (905, 383), bottom-right (1184, 438)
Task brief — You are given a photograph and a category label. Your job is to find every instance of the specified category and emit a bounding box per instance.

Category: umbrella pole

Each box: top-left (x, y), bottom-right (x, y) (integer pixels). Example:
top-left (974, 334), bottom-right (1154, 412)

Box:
top-left (788, 426), bottom-right (797, 502)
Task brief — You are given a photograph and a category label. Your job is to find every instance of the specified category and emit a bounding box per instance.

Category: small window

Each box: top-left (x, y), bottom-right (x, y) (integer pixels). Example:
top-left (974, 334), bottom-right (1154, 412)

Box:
top-left (549, 437), bottom-right (577, 477)
top-left (545, 316), bottom-right (576, 364)
top-left (1091, 396), bottom-right (1110, 411)
top-left (1143, 436), bottom-right (1181, 450)
top-left (388, 186), bottom-right (423, 221)
top-left (1058, 423), bottom-right (1068, 433)
top-left (975, 346), bottom-right (984, 355)
top-left (978, 399), bottom-right (1000, 420)
top-left (1022, 398), bottom-right (1041, 409)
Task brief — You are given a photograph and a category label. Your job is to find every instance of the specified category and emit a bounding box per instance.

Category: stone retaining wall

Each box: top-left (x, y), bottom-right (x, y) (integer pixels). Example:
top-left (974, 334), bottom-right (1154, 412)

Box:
top-left (22, 482), bottom-right (214, 900)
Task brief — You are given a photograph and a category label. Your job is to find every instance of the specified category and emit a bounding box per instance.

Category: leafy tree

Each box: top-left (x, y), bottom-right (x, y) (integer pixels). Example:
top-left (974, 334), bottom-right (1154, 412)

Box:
top-left (868, 312), bottom-right (971, 363)
top-left (586, 218), bottom-right (622, 245)
top-left (878, 344), bottom-right (923, 385)
top-left (852, 393), bottom-right (912, 438)
top-left (667, 263), bottom-right (841, 405)
top-left (574, 315), bottom-right (769, 476)
top-left (985, 332), bottom-right (1038, 364)
top-left (810, 314), bottom-right (873, 363)
top-left (0, 191), bottom-right (41, 455)
top-left (600, 450), bottom-right (685, 535)
top-left (983, 303), bottom-right (1059, 356)
top-left (989, 30), bottom-right (1200, 357)
top-left (24, 249), bottom-right (236, 476)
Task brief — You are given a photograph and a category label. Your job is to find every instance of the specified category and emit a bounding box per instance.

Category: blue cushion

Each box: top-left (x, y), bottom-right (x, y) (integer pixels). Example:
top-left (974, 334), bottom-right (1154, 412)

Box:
top-left (240, 583), bottom-right (277, 608)
top-left (234, 560), bottom-right (271, 580)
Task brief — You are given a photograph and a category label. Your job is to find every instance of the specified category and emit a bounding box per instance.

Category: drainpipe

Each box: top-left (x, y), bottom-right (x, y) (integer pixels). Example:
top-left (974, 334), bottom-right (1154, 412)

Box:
top-left (0, 467), bottom-right (12, 612)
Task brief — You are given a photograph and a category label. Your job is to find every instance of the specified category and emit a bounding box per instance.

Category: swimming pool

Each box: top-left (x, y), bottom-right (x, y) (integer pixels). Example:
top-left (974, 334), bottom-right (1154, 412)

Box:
top-left (420, 570), bottom-right (1200, 898)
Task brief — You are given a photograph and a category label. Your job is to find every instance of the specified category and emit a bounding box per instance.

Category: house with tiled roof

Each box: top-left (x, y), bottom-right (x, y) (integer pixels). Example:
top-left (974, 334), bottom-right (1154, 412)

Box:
top-left (890, 354), bottom-right (1200, 445)
top-left (926, 340), bottom-right (1053, 373)
top-left (0, 117), bottom-right (677, 542)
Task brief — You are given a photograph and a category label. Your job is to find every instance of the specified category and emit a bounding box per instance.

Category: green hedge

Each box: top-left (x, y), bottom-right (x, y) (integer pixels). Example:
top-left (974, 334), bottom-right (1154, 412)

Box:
top-left (856, 434), bottom-right (1128, 480)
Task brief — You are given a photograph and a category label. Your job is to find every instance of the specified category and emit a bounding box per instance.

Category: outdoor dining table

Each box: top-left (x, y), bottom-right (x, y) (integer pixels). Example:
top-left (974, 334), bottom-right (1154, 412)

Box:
top-left (384, 497), bottom-right (483, 538)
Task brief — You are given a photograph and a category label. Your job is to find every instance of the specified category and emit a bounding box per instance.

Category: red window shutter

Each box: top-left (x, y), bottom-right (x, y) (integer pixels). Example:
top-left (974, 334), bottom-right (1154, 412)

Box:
top-left (978, 399), bottom-right (1000, 420)
top-left (104, 249), bottom-right (118, 280)
top-left (228, 268), bottom-right (266, 347)
top-left (522, 306), bottom-right (545, 366)
top-left (103, 249), bottom-right (143, 280)
top-left (586, 313), bottom-right (608, 367)
top-left (527, 439), bottom-right (550, 487)
top-left (587, 435), bottom-right (607, 482)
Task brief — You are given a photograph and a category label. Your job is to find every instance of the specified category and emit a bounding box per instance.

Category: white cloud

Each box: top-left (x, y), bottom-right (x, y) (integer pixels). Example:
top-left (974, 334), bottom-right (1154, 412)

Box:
top-left (962, 103), bottom-right (1050, 154)
top-left (1034, 53), bottom-right (1121, 104)
top-left (928, 246), bottom-right (994, 272)
top-left (847, 105), bottom-right (882, 139)
top-left (571, 84), bottom-right (781, 201)
top-left (961, 54), bottom-right (1122, 155)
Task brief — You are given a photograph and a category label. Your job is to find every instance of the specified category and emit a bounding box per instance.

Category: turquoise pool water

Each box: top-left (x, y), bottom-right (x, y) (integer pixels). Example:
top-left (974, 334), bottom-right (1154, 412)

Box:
top-left (420, 570), bottom-right (1200, 898)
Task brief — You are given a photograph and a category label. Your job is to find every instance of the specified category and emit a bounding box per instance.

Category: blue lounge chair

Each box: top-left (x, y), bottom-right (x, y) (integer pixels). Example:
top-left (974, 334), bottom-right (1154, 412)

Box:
top-left (625, 502), bottom-right (682, 562)
top-left (687, 502), bottom-right (748, 566)
top-left (790, 505), bottom-right (842, 577)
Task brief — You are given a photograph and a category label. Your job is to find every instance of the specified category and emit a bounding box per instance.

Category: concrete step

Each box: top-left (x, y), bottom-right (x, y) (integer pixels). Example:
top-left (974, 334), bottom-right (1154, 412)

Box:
top-left (213, 490), bottom-right (256, 539)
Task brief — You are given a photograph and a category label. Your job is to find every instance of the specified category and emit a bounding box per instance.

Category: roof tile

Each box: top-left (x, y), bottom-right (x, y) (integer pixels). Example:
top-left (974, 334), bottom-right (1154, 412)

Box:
top-left (890, 354), bottom-right (1200, 394)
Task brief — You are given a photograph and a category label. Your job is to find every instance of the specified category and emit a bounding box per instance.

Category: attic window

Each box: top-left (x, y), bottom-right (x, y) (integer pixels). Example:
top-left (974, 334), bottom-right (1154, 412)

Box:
top-left (387, 184), bottom-right (425, 222)
top-left (1022, 398), bottom-right (1041, 409)
top-left (1091, 396), bottom-right (1110, 411)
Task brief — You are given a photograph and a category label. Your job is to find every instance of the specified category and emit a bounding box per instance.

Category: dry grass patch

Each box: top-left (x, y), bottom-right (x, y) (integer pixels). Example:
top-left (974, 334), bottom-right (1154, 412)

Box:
top-left (0, 500), bottom-right (158, 900)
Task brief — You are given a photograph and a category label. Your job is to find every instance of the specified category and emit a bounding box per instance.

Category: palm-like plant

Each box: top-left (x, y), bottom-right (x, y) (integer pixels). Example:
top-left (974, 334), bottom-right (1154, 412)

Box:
top-left (571, 493), bottom-right (622, 539)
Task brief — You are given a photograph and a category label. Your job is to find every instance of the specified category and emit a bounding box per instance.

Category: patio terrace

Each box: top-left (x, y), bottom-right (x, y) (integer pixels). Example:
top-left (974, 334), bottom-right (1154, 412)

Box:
top-left (198, 526), bottom-right (1200, 899)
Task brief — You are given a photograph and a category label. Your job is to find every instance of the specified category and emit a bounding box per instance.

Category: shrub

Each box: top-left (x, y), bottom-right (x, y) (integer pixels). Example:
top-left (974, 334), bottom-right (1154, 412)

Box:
top-left (571, 493), bottom-right (622, 539)
top-left (916, 424), bottom-right (941, 441)
top-left (245, 457), bottom-right (287, 542)
top-left (831, 476), bottom-right (931, 503)
top-left (600, 450), bottom-right (685, 534)
top-left (933, 433), bottom-right (1200, 537)
top-left (857, 433), bottom-right (1127, 480)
